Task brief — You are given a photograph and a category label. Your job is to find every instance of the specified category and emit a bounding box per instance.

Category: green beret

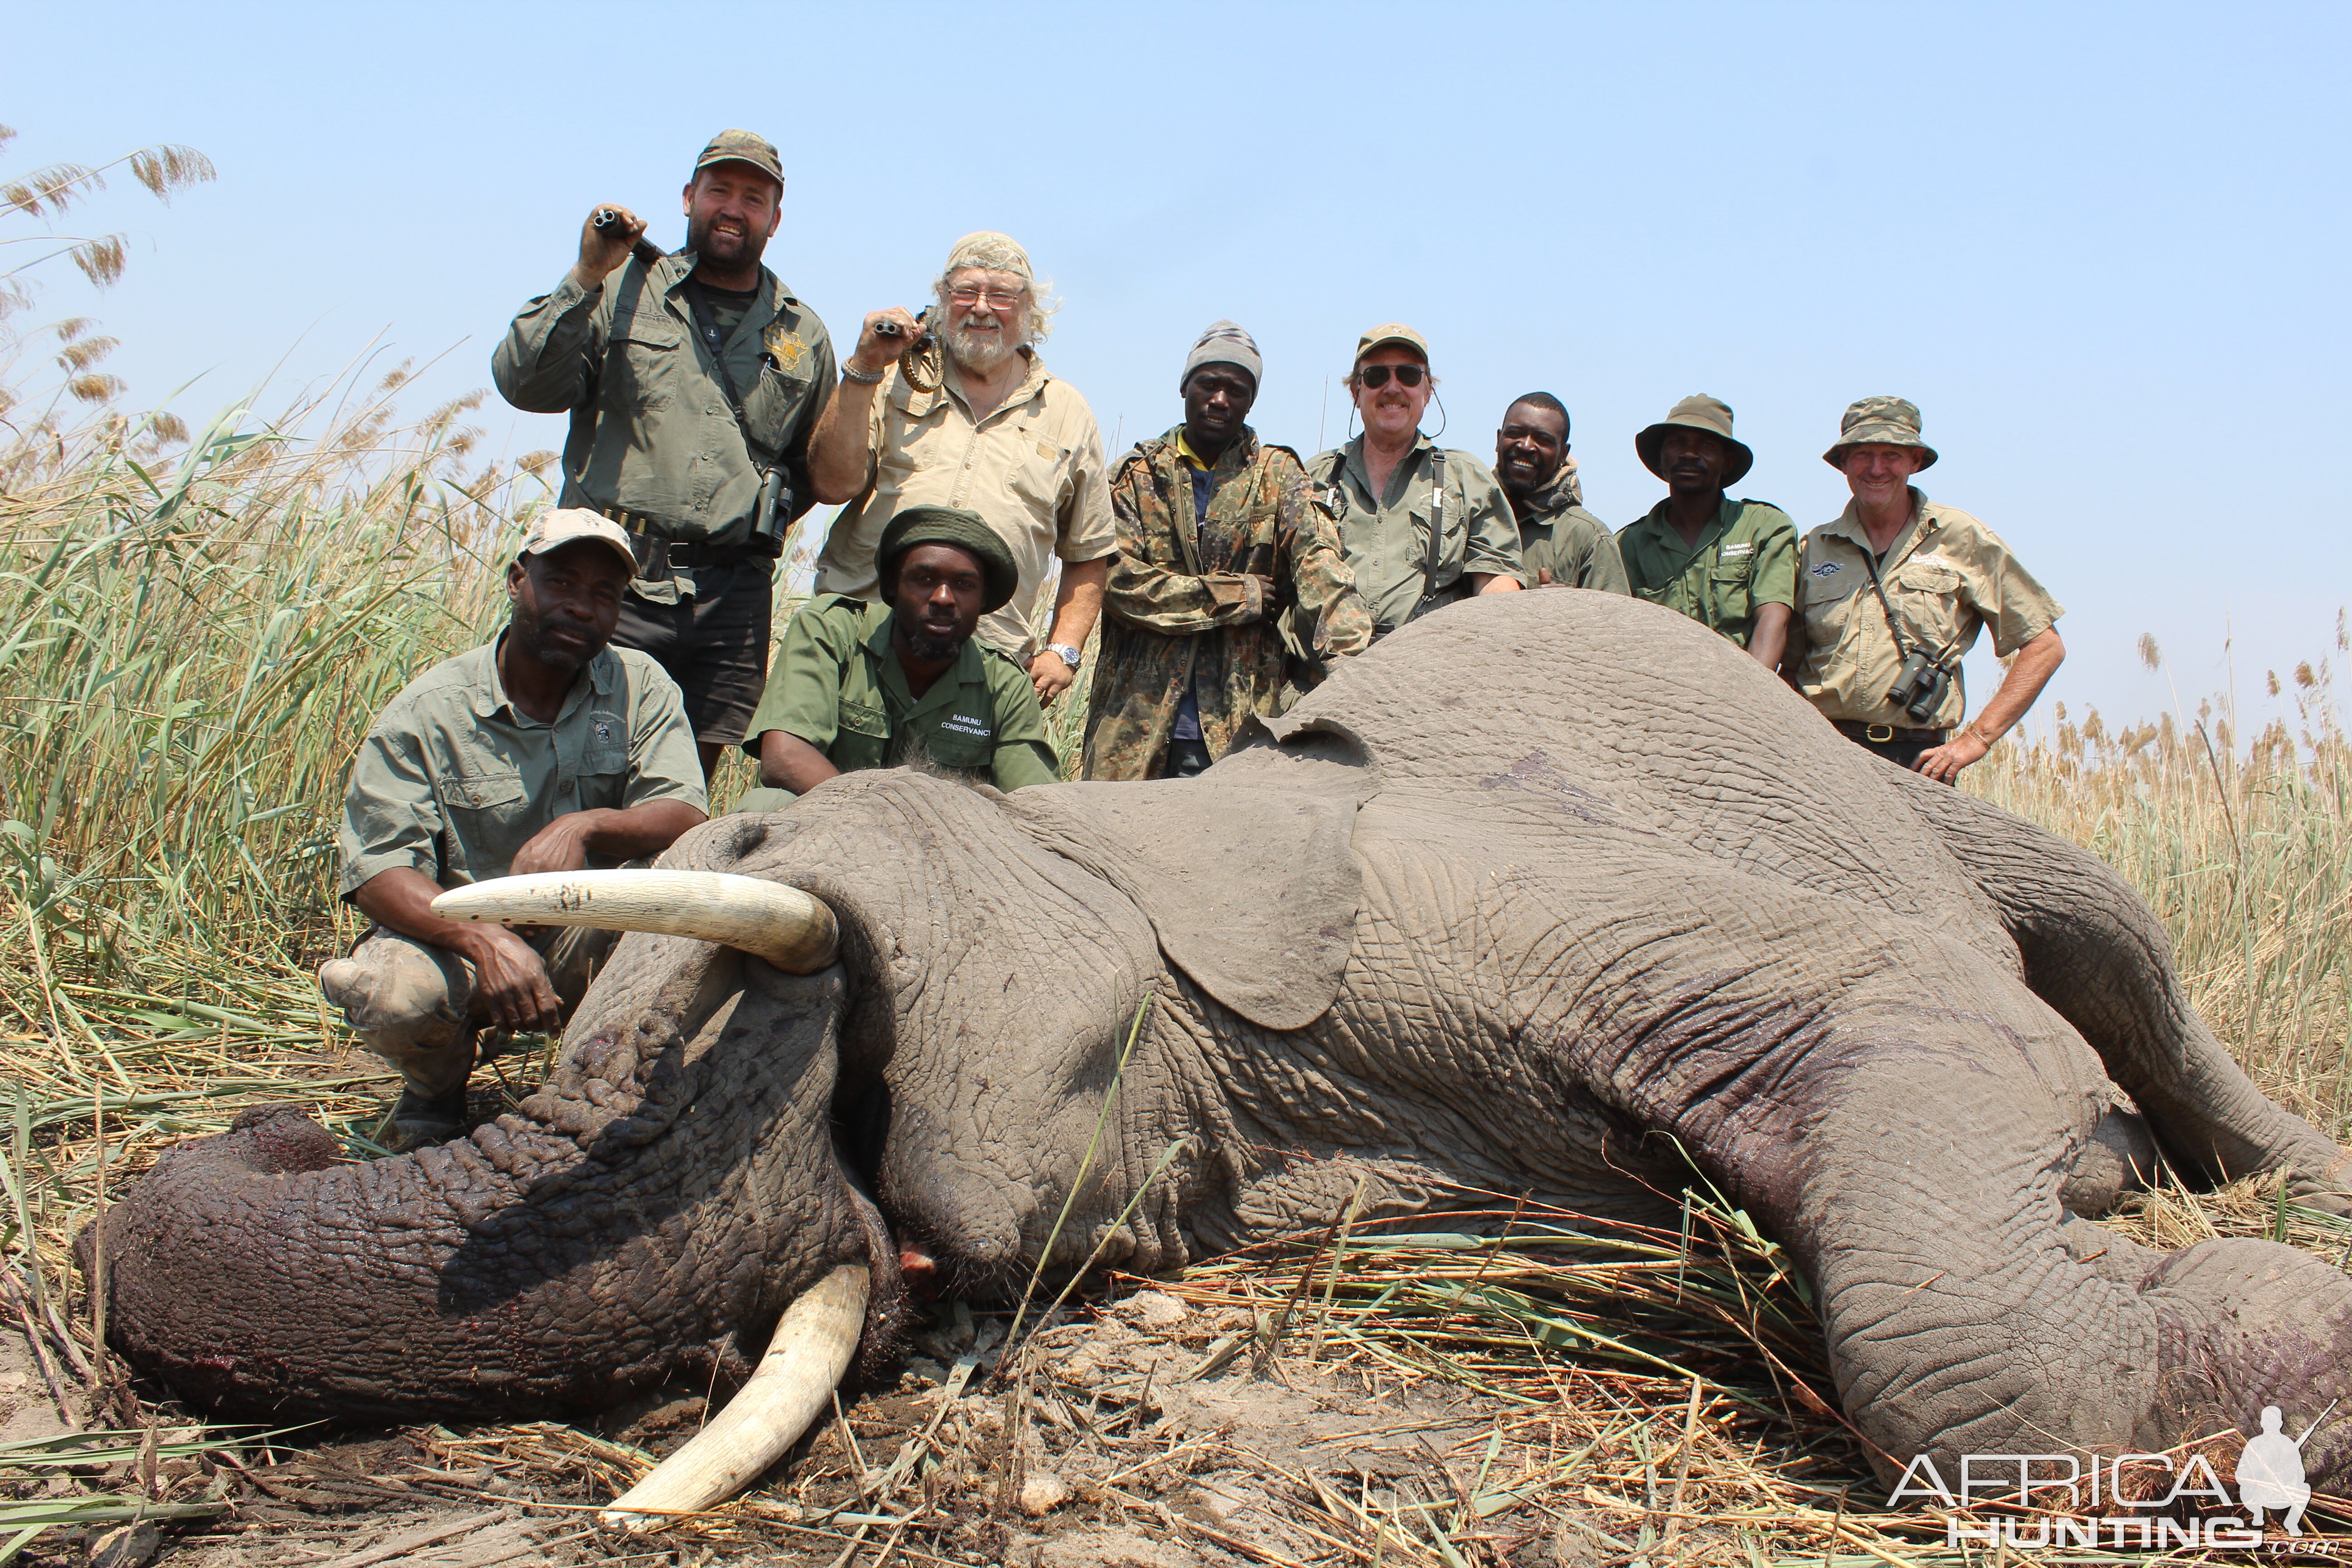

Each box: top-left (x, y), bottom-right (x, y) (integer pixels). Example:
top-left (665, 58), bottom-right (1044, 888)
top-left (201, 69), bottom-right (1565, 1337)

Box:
top-left (877, 505), bottom-right (1019, 613)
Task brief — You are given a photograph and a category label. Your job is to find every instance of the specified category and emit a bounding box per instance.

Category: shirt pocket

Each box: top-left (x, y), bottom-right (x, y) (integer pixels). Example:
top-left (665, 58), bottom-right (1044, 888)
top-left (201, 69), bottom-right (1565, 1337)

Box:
top-left (434, 767), bottom-right (531, 870)
top-left (1708, 556), bottom-right (1757, 621)
top-left (1008, 437), bottom-right (1066, 512)
top-left (830, 698), bottom-right (891, 772)
top-left (612, 316), bottom-right (686, 410)
top-left (580, 723), bottom-right (630, 809)
top-left (921, 716), bottom-right (996, 774)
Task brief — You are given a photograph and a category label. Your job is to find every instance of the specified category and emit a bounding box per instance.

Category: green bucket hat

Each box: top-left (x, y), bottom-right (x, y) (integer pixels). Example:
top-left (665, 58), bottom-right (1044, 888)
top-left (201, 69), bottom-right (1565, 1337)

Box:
top-left (1635, 394), bottom-right (1753, 486)
top-left (877, 505), bottom-right (1019, 613)
top-left (1823, 396), bottom-right (1937, 470)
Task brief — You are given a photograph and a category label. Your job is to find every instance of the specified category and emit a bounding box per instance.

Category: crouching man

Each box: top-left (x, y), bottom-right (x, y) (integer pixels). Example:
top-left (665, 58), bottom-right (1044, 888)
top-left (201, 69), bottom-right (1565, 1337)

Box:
top-left (320, 510), bottom-right (709, 1150)
top-left (733, 505), bottom-right (1060, 810)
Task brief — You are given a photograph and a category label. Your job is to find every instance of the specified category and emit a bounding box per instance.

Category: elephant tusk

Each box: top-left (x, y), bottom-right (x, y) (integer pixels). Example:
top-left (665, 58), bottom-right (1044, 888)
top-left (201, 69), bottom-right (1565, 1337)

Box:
top-left (431, 870), bottom-right (839, 973)
top-left (598, 1264), bottom-right (869, 1532)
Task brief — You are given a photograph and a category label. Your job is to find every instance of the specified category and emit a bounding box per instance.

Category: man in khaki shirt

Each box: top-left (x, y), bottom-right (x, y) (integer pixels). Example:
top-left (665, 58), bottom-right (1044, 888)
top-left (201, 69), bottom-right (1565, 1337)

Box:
top-left (320, 511), bottom-right (708, 1149)
top-left (1786, 397), bottom-right (2065, 781)
top-left (804, 231), bottom-right (1114, 706)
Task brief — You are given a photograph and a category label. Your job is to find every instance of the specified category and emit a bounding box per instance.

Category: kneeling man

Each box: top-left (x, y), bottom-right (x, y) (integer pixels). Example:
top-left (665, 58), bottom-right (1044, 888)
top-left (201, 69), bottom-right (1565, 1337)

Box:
top-left (322, 510), bottom-right (710, 1149)
top-left (736, 505), bottom-right (1060, 808)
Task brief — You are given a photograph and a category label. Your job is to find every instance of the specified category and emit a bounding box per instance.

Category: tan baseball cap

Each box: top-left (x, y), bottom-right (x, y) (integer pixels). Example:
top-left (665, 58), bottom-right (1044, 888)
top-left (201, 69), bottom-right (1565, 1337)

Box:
top-left (1354, 322), bottom-right (1430, 366)
top-left (693, 129), bottom-right (784, 187)
top-left (520, 508), bottom-right (638, 577)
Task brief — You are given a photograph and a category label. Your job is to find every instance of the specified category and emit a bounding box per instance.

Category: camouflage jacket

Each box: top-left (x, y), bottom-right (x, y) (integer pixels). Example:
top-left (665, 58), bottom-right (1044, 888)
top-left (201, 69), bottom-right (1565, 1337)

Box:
top-left (1512, 457), bottom-right (1630, 593)
top-left (1082, 428), bottom-right (1372, 781)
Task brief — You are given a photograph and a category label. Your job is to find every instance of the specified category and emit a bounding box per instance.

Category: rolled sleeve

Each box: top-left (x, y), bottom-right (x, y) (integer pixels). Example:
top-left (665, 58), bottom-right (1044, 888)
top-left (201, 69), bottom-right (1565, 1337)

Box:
top-left (624, 670), bottom-right (710, 813)
top-left (335, 715), bottom-right (441, 899)
top-left (1460, 468), bottom-right (1524, 581)
top-left (1056, 412), bottom-right (1118, 564)
top-left (1970, 533), bottom-right (2063, 658)
top-left (1750, 510), bottom-right (1800, 609)
top-left (743, 602), bottom-right (853, 756)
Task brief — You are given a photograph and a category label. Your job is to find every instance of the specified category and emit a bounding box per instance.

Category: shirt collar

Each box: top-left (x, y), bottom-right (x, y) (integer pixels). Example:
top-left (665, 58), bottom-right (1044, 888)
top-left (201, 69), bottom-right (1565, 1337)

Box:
top-left (1520, 454), bottom-right (1585, 518)
top-left (1827, 487), bottom-right (1936, 561)
top-left (1174, 425), bottom-right (1256, 473)
top-left (1636, 494), bottom-right (1740, 553)
top-left (474, 634), bottom-right (615, 725)
top-left (902, 345), bottom-right (1052, 421)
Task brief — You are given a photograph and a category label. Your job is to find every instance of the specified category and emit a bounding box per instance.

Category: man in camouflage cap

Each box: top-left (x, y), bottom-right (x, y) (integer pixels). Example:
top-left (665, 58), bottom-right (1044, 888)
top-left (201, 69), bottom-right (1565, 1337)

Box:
top-left (1083, 321), bottom-right (1373, 780)
top-left (1787, 397), bottom-right (2065, 780)
top-left (321, 510), bottom-right (709, 1149)
top-left (735, 505), bottom-right (1058, 809)
top-left (1616, 394), bottom-right (1796, 664)
top-left (1494, 392), bottom-right (1627, 593)
top-left (493, 130), bottom-right (837, 782)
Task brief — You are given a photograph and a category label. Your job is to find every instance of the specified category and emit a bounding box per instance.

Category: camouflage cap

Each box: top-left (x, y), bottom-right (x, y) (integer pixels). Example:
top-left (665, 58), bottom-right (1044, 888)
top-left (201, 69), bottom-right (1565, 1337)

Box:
top-left (1354, 322), bottom-right (1430, 367)
top-left (520, 508), bottom-right (637, 577)
top-left (1823, 396), bottom-right (1938, 470)
top-left (693, 129), bottom-right (784, 187)
top-left (944, 230), bottom-right (1034, 283)
top-left (878, 505), bottom-right (1019, 614)
top-left (1635, 394), bottom-right (1754, 486)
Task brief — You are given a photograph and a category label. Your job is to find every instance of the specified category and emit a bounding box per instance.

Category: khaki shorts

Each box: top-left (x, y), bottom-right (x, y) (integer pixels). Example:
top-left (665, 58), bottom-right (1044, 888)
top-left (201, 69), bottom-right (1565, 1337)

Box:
top-left (318, 924), bottom-right (618, 1097)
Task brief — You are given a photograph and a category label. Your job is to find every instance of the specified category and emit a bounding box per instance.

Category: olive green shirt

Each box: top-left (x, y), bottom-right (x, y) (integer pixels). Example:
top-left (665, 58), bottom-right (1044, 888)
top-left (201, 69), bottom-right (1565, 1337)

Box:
top-left (1308, 436), bottom-right (1523, 634)
top-left (1616, 497), bottom-right (1798, 648)
top-left (1790, 490), bottom-right (2063, 730)
top-left (492, 251), bottom-right (837, 604)
top-left (336, 638), bottom-right (706, 897)
top-left (745, 595), bottom-right (1059, 791)
top-left (1513, 461), bottom-right (1628, 593)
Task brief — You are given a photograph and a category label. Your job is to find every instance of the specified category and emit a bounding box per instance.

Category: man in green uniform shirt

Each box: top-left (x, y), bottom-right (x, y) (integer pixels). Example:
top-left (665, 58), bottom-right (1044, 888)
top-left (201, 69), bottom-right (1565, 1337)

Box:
top-left (492, 130), bottom-right (836, 781)
top-left (737, 506), bottom-right (1059, 809)
top-left (1495, 392), bottom-right (1628, 593)
top-left (1616, 394), bottom-right (1797, 666)
top-left (1312, 323), bottom-right (1521, 639)
top-left (320, 510), bottom-right (710, 1150)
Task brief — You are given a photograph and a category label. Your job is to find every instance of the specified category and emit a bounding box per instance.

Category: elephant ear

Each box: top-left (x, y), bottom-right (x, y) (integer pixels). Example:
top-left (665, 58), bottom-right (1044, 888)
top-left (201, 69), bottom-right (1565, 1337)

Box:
top-left (999, 769), bottom-right (1364, 1032)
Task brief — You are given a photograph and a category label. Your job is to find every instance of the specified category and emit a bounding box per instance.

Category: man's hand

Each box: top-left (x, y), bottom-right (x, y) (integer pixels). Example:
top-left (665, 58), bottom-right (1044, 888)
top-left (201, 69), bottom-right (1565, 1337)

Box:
top-left (1030, 650), bottom-right (1077, 706)
top-left (463, 923), bottom-right (564, 1033)
top-left (1914, 727), bottom-right (1990, 784)
top-left (849, 307), bottom-right (923, 380)
top-left (1535, 567), bottom-right (1556, 587)
top-left (507, 814), bottom-right (597, 877)
top-left (572, 203), bottom-right (645, 291)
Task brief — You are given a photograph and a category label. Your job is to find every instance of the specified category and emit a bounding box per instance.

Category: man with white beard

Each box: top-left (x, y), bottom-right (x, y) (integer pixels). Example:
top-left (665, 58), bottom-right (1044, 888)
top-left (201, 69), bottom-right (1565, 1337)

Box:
top-left (805, 232), bottom-right (1114, 708)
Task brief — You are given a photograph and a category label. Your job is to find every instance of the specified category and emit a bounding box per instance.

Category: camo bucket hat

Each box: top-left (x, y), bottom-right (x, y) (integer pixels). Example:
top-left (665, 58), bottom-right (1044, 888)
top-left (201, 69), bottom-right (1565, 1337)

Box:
top-left (1823, 396), bottom-right (1938, 470)
top-left (1635, 394), bottom-right (1753, 486)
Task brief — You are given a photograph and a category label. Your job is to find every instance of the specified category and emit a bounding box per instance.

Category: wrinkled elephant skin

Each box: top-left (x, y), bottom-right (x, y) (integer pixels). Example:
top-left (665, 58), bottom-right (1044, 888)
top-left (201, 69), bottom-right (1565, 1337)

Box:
top-left (96, 590), bottom-right (2352, 1489)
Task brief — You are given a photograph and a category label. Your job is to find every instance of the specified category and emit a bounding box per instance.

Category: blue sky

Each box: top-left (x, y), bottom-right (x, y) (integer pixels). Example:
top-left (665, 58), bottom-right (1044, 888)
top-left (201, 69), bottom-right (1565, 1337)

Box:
top-left (7, 2), bottom-right (2347, 739)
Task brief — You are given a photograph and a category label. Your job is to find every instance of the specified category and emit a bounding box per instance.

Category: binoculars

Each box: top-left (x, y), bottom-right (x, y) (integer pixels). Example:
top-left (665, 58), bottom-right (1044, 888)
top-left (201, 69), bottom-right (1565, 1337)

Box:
top-left (1887, 649), bottom-right (1953, 725)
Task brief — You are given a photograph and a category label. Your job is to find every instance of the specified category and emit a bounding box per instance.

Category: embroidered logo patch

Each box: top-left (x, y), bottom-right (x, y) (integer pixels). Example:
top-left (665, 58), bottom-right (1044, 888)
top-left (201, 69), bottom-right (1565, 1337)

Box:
top-left (1720, 541), bottom-right (1755, 558)
top-left (938, 715), bottom-right (993, 740)
top-left (1810, 561), bottom-right (1843, 578)
top-left (764, 327), bottom-right (807, 374)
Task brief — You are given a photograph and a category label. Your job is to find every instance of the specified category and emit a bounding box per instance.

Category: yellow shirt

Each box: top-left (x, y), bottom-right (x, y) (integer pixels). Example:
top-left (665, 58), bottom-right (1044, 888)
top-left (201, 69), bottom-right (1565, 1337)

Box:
top-left (811, 349), bottom-right (1117, 660)
top-left (1789, 490), bottom-right (2063, 729)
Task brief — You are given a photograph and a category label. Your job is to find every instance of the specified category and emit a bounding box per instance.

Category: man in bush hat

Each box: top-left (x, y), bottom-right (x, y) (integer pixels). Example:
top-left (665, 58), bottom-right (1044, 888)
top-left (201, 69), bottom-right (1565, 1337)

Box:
top-left (1495, 391), bottom-right (1628, 593)
top-left (1083, 321), bottom-right (1373, 780)
top-left (1617, 394), bottom-right (1797, 664)
top-left (321, 510), bottom-right (710, 1151)
top-left (493, 130), bottom-right (837, 783)
top-left (735, 505), bottom-right (1059, 808)
top-left (804, 231), bottom-right (1115, 710)
top-left (1787, 397), bottom-right (2065, 780)
top-left (1312, 323), bottom-right (1521, 640)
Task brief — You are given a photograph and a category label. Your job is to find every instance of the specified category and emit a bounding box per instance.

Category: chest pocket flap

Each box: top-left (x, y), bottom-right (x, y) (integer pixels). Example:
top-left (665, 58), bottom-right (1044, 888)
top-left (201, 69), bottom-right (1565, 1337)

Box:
top-left (437, 770), bottom-right (526, 812)
top-left (1896, 560), bottom-right (1960, 593)
top-left (838, 698), bottom-right (891, 739)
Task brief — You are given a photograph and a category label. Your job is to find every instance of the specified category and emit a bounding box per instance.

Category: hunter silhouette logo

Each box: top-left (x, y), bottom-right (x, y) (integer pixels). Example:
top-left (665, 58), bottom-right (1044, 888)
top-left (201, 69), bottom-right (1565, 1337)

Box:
top-left (1892, 1399), bottom-right (2339, 1548)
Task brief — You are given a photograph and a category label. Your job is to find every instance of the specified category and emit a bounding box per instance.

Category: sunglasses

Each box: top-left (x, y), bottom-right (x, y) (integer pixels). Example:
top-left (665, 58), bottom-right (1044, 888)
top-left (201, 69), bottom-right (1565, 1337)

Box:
top-left (1357, 363), bottom-right (1427, 390)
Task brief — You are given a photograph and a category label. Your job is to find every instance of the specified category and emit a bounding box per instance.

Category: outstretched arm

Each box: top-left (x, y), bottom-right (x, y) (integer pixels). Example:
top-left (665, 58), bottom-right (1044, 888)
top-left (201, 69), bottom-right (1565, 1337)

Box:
top-left (1915, 627), bottom-right (2064, 783)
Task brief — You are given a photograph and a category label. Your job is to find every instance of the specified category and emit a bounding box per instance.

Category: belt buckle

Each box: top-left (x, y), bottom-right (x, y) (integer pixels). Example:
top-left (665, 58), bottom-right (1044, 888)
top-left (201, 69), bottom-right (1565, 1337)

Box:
top-left (1866, 723), bottom-right (1896, 743)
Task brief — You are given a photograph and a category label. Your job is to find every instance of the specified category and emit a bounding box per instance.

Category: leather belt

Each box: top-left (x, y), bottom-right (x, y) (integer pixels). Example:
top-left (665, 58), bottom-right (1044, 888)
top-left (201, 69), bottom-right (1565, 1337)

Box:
top-left (601, 509), bottom-right (777, 569)
top-left (1835, 720), bottom-right (1950, 745)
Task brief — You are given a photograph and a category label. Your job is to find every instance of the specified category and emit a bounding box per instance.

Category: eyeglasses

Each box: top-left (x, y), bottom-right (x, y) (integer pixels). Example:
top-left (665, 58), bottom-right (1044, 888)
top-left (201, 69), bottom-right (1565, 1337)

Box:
top-left (950, 286), bottom-right (1025, 311)
top-left (1357, 364), bottom-right (1426, 389)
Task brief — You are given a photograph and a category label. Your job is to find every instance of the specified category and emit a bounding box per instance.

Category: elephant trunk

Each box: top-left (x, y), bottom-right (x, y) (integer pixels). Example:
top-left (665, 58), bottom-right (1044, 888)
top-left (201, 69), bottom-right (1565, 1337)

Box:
top-left (93, 947), bottom-right (885, 1423)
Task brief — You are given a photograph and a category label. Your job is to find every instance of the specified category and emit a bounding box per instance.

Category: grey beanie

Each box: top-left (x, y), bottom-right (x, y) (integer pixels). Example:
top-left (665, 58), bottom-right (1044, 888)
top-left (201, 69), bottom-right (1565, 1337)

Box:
top-left (1180, 320), bottom-right (1262, 392)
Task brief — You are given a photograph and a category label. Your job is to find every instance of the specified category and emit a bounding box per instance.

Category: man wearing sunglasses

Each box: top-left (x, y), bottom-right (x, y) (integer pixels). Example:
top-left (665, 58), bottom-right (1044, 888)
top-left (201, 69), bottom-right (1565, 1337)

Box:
top-left (805, 231), bottom-right (1115, 709)
top-left (1309, 324), bottom-right (1521, 640)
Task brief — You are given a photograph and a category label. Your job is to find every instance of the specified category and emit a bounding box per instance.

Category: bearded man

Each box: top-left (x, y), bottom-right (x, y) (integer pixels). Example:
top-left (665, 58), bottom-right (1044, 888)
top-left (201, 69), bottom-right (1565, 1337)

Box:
top-left (804, 232), bottom-right (1114, 707)
top-left (732, 506), bottom-right (1058, 812)
top-left (493, 131), bottom-right (836, 781)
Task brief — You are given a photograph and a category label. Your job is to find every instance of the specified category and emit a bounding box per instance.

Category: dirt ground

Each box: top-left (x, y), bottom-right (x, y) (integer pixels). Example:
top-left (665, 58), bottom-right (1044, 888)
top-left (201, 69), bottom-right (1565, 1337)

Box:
top-left (0, 1285), bottom-right (1770, 1568)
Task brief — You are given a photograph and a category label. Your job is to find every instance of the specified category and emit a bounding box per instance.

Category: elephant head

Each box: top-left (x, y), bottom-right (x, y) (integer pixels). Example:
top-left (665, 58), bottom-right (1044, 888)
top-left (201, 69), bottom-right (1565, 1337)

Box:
top-left (93, 590), bottom-right (2352, 1524)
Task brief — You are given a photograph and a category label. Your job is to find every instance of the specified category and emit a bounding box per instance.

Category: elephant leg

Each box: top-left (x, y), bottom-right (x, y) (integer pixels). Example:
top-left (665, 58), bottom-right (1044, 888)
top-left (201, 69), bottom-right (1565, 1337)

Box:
top-left (1887, 767), bottom-right (2351, 1209)
top-left (1759, 1000), bottom-right (2352, 1494)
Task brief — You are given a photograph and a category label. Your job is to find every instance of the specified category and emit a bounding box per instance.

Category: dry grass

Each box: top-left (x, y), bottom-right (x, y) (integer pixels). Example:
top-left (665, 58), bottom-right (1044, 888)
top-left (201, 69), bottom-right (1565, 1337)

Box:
top-left (1, 383), bottom-right (2349, 1562)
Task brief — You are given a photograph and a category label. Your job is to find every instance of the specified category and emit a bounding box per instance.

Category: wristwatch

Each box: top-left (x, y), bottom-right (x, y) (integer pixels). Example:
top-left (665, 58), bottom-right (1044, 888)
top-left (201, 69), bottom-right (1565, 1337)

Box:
top-left (1045, 642), bottom-right (1084, 671)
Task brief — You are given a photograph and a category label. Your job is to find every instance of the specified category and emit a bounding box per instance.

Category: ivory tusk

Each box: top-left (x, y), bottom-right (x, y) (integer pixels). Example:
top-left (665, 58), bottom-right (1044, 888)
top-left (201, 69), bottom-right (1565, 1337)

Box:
top-left (431, 870), bottom-right (838, 973)
top-left (599, 1264), bottom-right (869, 1533)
